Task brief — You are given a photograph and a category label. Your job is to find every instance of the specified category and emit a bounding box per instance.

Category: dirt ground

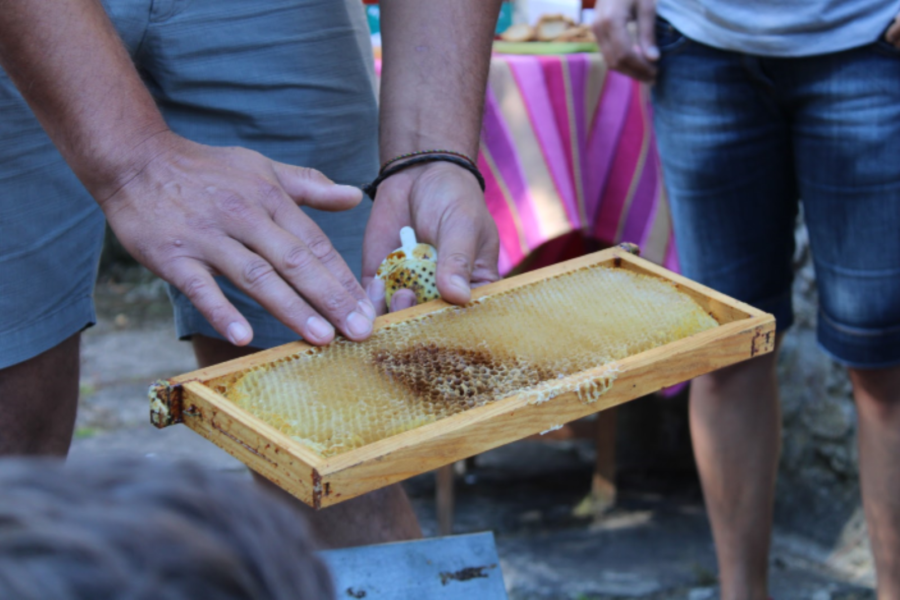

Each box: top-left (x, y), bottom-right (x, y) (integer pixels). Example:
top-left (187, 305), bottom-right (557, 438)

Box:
top-left (71, 269), bottom-right (877, 599)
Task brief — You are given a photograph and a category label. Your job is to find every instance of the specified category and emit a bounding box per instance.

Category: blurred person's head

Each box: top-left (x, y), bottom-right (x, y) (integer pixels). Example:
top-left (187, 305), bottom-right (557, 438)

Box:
top-left (0, 457), bottom-right (334, 600)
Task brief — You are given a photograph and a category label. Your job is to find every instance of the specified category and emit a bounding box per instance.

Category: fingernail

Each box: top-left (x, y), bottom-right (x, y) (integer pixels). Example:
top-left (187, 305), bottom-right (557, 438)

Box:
top-left (358, 299), bottom-right (376, 321)
top-left (306, 315), bottom-right (334, 342)
top-left (646, 45), bottom-right (660, 60)
top-left (227, 322), bottom-right (251, 345)
top-left (450, 275), bottom-right (469, 295)
top-left (346, 311), bottom-right (373, 338)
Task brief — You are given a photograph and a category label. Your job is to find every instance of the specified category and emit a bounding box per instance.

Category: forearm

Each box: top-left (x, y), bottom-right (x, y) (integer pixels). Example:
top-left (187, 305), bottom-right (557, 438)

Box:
top-left (0, 0), bottom-right (168, 201)
top-left (379, 0), bottom-right (501, 161)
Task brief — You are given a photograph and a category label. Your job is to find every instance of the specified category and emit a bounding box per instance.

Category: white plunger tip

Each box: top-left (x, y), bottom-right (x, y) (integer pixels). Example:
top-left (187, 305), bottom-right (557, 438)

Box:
top-left (400, 226), bottom-right (417, 255)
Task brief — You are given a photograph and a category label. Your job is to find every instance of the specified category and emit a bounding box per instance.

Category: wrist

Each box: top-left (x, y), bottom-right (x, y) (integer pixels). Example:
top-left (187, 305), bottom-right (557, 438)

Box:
top-left (365, 153), bottom-right (484, 200)
top-left (379, 126), bottom-right (480, 165)
top-left (86, 125), bottom-right (175, 207)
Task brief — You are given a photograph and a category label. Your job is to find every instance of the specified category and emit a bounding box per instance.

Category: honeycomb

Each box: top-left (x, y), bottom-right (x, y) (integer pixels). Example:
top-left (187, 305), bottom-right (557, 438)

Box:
top-left (378, 254), bottom-right (439, 306)
top-left (218, 266), bottom-right (719, 457)
top-left (375, 232), bottom-right (439, 306)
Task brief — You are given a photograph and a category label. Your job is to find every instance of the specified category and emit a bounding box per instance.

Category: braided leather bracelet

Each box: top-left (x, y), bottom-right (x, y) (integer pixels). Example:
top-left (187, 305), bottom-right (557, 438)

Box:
top-left (362, 154), bottom-right (486, 200)
top-left (379, 149), bottom-right (477, 173)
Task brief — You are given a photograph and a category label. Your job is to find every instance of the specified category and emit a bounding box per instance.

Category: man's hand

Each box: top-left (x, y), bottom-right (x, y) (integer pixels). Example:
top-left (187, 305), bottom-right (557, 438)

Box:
top-left (592, 0), bottom-right (659, 82)
top-left (0, 0), bottom-right (376, 347)
top-left (371, 0), bottom-right (502, 315)
top-left (887, 12), bottom-right (900, 48)
top-left (362, 162), bottom-right (499, 315)
top-left (102, 132), bottom-right (376, 346)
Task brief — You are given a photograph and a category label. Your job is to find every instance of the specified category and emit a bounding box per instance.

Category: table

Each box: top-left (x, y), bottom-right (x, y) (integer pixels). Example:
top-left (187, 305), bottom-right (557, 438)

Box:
top-left (478, 51), bottom-right (677, 275)
top-left (375, 52), bottom-right (676, 275)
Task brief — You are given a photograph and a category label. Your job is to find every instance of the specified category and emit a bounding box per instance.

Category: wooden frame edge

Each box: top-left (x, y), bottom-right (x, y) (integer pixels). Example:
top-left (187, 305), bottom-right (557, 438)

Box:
top-left (148, 243), bottom-right (779, 508)
top-left (319, 315), bottom-right (773, 473)
top-left (613, 251), bottom-right (768, 322)
top-left (313, 314), bottom-right (775, 506)
top-left (179, 381), bottom-right (330, 507)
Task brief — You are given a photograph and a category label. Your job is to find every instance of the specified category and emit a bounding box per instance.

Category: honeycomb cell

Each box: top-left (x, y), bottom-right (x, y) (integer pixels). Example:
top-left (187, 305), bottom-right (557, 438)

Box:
top-left (221, 266), bottom-right (719, 457)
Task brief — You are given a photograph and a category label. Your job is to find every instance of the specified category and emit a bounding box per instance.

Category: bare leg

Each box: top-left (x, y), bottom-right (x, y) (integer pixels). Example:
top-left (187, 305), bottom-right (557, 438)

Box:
top-left (849, 365), bottom-right (900, 600)
top-left (0, 333), bottom-right (80, 456)
top-left (255, 475), bottom-right (422, 549)
top-left (689, 336), bottom-right (783, 600)
top-left (191, 334), bottom-right (423, 548)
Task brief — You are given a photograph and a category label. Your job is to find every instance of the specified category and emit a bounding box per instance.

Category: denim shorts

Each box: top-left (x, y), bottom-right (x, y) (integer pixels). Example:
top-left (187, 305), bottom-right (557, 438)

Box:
top-left (651, 19), bottom-right (900, 368)
top-left (0, 0), bottom-right (377, 369)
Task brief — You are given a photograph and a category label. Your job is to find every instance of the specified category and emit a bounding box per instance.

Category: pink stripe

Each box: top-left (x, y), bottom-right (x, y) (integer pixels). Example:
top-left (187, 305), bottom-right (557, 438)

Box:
top-left (583, 73), bottom-right (633, 226)
top-left (507, 57), bottom-right (576, 221)
top-left (593, 80), bottom-right (647, 243)
top-left (479, 149), bottom-right (526, 272)
top-left (480, 87), bottom-right (545, 249)
top-left (498, 245), bottom-right (513, 276)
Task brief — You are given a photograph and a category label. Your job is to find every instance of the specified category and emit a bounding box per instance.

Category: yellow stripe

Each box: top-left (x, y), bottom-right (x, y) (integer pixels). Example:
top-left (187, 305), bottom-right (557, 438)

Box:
top-left (585, 53), bottom-right (607, 134)
top-left (614, 84), bottom-right (652, 243)
top-left (562, 59), bottom-right (588, 228)
top-left (642, 164), bottom-right (671, 266)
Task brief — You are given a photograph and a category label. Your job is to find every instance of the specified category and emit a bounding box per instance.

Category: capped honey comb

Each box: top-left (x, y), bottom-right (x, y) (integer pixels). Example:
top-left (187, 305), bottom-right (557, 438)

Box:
top-left (219, 266), bottom-right (719, 457)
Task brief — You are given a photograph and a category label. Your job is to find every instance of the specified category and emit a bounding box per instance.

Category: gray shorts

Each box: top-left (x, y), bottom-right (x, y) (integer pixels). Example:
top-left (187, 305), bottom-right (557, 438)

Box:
top-left (0, 0), bottom-right (377, 369)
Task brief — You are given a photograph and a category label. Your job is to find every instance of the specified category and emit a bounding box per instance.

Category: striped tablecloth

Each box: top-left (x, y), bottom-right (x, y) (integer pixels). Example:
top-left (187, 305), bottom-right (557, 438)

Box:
top-left (480, 51), bottom-right (677, 275)
top-left (376, 51), bottom-right (677, 276)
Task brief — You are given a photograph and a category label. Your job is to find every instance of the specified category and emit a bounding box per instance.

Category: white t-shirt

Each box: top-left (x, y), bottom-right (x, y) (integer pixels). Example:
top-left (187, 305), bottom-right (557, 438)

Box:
top-left (657, 0), bottom-right (900, 57)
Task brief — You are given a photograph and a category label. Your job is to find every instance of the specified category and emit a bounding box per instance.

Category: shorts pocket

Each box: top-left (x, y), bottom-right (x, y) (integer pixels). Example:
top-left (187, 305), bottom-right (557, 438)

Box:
top-left (872, 21), bottom-right (900, 58)
top-left (873, 36), bottom-right (900, 58)
top-left (655, 16), bottom-right (689, 54)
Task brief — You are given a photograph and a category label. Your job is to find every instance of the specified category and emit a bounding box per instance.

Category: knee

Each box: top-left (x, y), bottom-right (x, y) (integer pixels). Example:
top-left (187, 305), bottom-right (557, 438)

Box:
top-left (850, 366), bottom-right (900, 421)
top-left (695, 349), bottom-right (779, 395)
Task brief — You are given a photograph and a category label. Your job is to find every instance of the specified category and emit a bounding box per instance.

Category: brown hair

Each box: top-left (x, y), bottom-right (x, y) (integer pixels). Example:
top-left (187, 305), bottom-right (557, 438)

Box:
top-left (0, 457), bottom-right (334, 600)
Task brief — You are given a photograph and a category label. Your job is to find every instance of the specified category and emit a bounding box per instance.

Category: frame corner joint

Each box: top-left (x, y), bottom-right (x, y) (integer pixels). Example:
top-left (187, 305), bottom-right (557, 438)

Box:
top-left (149, 379), bottom-right (184, 428)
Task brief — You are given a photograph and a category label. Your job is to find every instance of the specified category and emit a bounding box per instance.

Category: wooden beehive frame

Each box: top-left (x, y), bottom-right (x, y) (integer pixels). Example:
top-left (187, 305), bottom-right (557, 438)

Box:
top-left (150, 247), bottom-right (775, 509)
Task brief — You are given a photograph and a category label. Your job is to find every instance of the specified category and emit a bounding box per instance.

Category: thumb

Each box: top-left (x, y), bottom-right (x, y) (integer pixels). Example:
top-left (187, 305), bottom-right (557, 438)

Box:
top-left (434, 219), bottom-right (477, 306)
top-left (272, 162), bottom-right (363, 211)
top-left (637, 0), bottom-right (659, 61)
top-left (887, 13), bottom-right (900, 45)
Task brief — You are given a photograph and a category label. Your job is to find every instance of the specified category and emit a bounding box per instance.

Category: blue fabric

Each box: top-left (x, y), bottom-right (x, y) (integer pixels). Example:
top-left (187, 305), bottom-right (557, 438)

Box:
top-left (0, 0), bottom-right (377, 368)
top-left (657, 0), bottom-right (900, 57)
top-left (0, 80), bottom-right (106, 369)
top-left (652, 22), bottom-right (900, 368)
